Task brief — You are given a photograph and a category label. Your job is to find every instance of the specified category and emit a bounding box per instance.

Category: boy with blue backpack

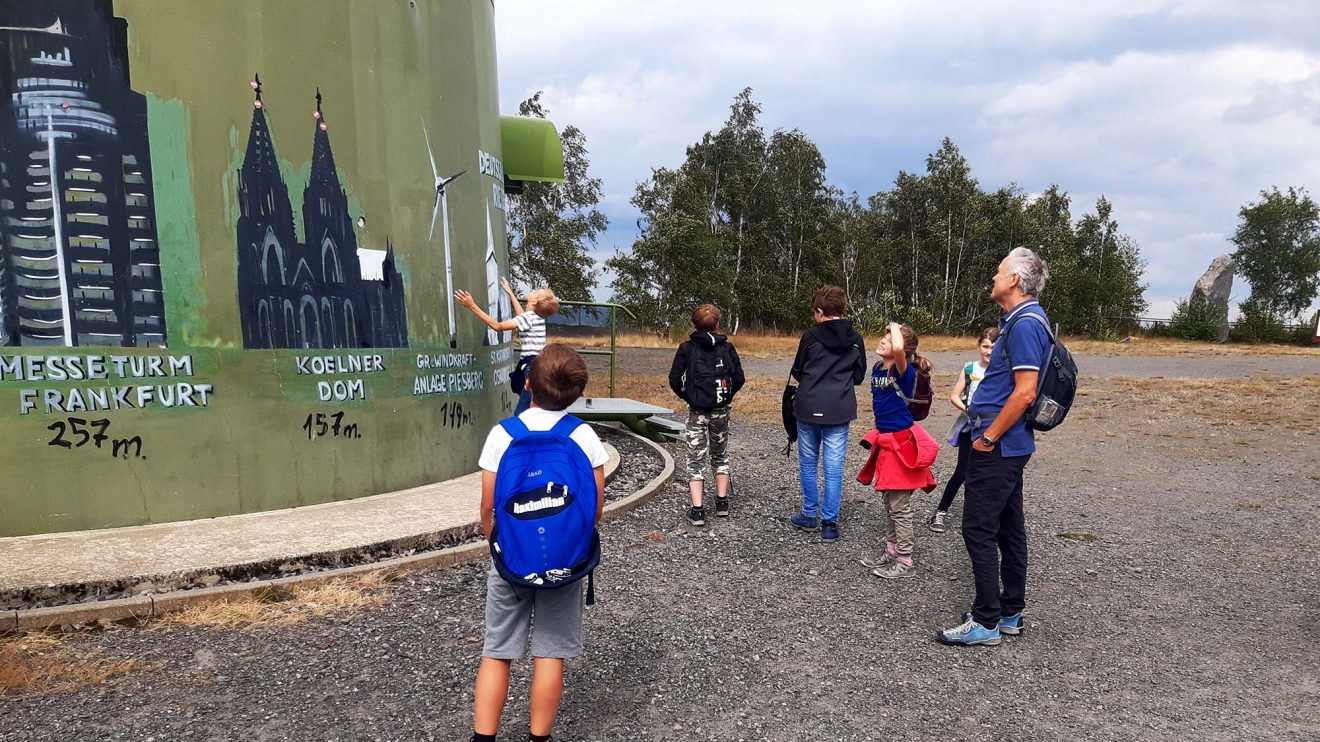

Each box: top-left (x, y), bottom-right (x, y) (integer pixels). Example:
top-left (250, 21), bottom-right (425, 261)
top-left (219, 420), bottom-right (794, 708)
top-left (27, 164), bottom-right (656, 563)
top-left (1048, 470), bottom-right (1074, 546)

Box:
top-left (472, 343), bottom-right (608, 742)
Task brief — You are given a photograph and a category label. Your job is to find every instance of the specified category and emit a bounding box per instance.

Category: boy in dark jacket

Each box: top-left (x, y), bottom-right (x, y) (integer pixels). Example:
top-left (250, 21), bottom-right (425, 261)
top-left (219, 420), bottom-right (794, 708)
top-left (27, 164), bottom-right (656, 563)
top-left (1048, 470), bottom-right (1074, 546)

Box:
top-left (788, 285), bottom-right (867, 541)
top-left (668, 304), bottom-right (745, 525)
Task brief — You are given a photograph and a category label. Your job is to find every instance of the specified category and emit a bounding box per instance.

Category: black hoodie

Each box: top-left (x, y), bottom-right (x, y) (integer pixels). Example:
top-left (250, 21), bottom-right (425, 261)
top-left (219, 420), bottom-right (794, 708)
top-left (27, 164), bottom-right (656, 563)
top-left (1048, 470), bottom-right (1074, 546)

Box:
top-left (668, 331), bottom-right (746, 411)
top-left (790, 319), bottom-right (867, 425)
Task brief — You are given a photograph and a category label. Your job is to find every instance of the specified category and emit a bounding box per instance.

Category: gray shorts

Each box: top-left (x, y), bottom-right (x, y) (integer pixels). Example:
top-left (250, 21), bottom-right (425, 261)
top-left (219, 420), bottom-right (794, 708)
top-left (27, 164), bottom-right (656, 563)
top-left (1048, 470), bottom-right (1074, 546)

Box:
top-left (482, 566), bottom-right (585, 660)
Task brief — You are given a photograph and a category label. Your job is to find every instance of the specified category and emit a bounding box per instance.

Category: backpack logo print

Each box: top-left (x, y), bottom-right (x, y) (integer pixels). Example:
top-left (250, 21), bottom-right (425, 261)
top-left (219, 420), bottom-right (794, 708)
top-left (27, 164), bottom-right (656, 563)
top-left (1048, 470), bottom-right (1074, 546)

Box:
top-left (505, 482), bottom-right (574, 519)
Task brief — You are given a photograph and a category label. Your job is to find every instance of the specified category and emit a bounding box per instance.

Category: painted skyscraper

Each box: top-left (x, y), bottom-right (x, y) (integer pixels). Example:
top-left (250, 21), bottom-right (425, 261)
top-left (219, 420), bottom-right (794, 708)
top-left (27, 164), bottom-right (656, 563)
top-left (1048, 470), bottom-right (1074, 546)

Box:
top-left (0, 0), bottom-right (168, 347)
top-left (235, 79), bottom-right (407, 349)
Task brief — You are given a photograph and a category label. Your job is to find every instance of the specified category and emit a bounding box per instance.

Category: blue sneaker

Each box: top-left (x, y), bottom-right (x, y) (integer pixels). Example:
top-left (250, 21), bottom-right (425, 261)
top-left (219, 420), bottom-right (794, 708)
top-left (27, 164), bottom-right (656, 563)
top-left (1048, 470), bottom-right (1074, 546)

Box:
top-left (820, 520), bottom-right (839, 542)
top-left (937, 615), bottom-right (1001, 646)
top-left (789, 512), bottom-right (818, 531)
top-left (999, 612), bottom-right (1024, 636)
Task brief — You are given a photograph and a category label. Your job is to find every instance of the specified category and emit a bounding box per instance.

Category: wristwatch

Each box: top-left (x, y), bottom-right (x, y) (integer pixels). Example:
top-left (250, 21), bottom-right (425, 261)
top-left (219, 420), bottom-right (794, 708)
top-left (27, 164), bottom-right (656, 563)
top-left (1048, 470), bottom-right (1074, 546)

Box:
top-left (979, 434), bottom-right (996, 448)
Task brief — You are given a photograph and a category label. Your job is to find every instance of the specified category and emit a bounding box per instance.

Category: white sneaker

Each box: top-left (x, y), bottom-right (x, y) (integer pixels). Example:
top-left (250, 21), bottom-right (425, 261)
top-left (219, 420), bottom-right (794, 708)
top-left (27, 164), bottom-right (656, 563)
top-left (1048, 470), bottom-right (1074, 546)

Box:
top-left (859, 553), bottom-right (895, 570)
top-left (872, 559), bottom-right (915, 579)
top-left (928, 511), bottom-right (948, 533)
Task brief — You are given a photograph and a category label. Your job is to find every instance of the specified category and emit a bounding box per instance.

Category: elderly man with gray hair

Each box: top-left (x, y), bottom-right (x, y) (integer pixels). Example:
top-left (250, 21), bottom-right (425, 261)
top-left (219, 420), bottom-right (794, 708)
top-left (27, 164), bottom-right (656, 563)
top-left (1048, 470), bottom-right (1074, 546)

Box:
top-left (939, 247), bottom-right (1053, 647)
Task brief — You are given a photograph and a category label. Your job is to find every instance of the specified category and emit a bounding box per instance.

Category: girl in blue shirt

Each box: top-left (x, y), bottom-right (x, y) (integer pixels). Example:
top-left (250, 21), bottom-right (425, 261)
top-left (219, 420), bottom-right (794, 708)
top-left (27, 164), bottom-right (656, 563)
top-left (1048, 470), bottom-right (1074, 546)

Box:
top-left (862, 322), bottom-right (934, 580)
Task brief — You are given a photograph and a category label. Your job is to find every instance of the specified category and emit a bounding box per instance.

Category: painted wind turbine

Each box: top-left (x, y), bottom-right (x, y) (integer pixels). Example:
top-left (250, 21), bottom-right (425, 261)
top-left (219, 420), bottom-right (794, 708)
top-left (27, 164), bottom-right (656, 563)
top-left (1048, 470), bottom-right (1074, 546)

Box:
top-left (423, 121), bottom-right (467, 348)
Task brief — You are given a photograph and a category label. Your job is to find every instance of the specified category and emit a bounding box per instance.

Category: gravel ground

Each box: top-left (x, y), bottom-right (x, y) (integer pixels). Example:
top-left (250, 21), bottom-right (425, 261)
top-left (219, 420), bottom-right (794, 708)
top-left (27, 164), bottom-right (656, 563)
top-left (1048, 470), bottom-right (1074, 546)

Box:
top-left (2, 352), bottom-right (1317, 741)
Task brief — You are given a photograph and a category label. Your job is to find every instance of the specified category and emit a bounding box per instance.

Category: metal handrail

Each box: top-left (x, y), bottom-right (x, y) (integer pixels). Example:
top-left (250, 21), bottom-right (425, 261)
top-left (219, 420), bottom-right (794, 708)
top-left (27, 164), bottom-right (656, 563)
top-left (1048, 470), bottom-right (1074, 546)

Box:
top-left (552, 300), bottom-right (637, 397)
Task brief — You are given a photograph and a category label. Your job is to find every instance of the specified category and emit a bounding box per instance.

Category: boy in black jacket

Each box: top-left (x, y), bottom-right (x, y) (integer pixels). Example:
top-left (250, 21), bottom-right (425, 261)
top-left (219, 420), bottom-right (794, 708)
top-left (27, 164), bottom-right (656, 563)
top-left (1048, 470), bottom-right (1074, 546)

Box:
top-left (668, 304), bottom-right (745, 525)
top-left (787, 285), bottom-right (867, 542)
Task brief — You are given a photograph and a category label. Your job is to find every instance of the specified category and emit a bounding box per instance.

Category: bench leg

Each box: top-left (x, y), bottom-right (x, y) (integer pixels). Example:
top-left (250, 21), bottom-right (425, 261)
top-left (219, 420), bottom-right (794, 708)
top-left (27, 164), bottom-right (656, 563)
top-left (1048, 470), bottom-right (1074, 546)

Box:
top-left (622, 416), bottom-right (668, 443)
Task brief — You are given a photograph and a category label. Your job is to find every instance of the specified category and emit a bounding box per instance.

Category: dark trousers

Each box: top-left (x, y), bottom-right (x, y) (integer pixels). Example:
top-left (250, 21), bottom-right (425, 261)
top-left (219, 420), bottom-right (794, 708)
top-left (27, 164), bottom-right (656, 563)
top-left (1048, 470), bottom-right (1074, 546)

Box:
top-left (511, 356), bottom-right (535, 415)
top-left (937, 430), bottom-right (972, 512)
top-left (962, 446), bottom-right (1031, 628)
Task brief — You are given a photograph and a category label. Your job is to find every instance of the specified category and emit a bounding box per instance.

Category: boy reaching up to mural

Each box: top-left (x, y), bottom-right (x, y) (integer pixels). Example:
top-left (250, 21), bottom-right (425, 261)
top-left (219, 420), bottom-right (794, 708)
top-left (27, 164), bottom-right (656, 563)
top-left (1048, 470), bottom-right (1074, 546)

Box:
top-left (455, 278), bottom-right (560, 415)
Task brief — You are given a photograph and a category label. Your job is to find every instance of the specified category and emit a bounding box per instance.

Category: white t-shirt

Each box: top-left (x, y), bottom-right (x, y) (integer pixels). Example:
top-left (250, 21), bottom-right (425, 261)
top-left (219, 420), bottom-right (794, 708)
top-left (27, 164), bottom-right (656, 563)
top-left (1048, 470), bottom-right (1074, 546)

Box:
top-left (965, 360), bottom-right (988, 405)
top-left (478, 407), bottom-right (610, 473)
top-left (513, 311), bottom-right (547, 357)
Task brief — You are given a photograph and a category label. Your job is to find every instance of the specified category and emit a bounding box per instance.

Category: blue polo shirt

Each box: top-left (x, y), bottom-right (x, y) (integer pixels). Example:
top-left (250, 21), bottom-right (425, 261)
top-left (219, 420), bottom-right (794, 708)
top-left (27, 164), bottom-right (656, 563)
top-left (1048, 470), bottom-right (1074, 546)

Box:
top-left (871, 362), bottom-right (916, 432)
top-left (968, 299), bottom-right (1051, 457)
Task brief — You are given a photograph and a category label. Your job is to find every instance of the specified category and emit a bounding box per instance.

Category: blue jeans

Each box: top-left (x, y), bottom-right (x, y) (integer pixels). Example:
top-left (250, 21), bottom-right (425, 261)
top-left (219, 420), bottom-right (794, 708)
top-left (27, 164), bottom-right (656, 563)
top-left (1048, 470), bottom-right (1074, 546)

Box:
top-left (797, 421), bottom-right (849, 523)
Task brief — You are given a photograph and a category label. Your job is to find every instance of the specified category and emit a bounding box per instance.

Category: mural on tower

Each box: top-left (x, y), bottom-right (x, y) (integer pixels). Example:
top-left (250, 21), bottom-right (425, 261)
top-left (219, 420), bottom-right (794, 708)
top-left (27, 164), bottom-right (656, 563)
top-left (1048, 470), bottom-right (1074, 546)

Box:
top-left (0, 0), bottom-right (530, 538)
top-left (0, 2), bottom-right (168, 347)
top-left (235, 78), bottom-right (408, 349)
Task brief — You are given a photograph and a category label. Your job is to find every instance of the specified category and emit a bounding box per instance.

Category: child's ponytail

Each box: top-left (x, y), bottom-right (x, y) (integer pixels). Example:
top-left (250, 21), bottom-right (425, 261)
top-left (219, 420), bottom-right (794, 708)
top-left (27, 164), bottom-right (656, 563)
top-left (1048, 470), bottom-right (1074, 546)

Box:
top-left (899, 324), bottom-right (933, 375)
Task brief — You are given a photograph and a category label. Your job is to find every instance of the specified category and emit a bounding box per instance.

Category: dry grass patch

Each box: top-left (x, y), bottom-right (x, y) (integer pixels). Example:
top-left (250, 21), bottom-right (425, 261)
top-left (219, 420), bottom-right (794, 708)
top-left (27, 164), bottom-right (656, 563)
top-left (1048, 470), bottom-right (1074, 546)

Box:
top-left (585, 372), bottom-right (787, 424)
top-left (1095, 374), bottom-right (1320, 431)
top-left (0, 632), bottom-right (154, 696)
top-left (151, 571), bottom-right (398, 631)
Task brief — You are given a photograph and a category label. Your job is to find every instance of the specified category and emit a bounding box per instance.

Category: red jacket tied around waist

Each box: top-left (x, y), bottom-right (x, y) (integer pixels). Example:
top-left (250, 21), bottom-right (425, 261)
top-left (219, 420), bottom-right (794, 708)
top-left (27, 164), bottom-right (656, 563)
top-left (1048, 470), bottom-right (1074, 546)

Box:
top-left (856, 424), bottom-right (940, 492)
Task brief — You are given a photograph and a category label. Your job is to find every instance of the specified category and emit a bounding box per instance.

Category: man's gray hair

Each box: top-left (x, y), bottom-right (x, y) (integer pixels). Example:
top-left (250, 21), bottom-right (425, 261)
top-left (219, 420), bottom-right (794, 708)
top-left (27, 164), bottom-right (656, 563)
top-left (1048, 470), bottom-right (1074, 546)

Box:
top-left (1006, 246), bottom-right (1050, 296)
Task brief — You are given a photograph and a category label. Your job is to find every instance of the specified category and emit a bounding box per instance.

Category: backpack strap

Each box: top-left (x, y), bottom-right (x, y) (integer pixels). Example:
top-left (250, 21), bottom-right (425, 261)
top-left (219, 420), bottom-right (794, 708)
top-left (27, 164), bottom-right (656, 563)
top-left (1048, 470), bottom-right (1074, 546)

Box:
top-left (885, 363), bottom-right (919, 404)
top-left (998, 311), bottom-right (1058, 402)
top-left (549, 414), bottom-right (584, 438)
top-left (999, 310), bottom-right (1057, 365)
top-left (499, 416), bottom-right (531, 440)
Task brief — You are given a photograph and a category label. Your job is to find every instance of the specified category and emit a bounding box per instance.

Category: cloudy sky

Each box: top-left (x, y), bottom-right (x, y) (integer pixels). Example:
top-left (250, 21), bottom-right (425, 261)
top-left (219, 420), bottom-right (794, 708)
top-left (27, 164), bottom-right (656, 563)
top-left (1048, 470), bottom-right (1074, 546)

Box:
top-left (494, 0), bottom-right (1320, 318)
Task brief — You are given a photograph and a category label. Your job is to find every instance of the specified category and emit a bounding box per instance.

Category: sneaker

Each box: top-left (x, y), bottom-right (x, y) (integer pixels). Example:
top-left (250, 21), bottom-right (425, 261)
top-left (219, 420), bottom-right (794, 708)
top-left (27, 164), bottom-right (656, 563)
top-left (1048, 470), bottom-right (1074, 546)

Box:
top-left (999, 612), bottom-right (1024, 636)
top-left (871, 559), bottom-right (914, 579)
top-left (858, 553), bottom-right (894, 570)
top-left (820, 520), bottom-right (839, 542)
top-left (927, 511), bottom-right (948, 534)
top-left (714, 496), bottom-right (730, 517)
top-left (687, 505), bottom-right (707, 526)
top-left (789, 512), bottom-right (818, 532)
top-left (937, 615), bottom-right (1002, 646)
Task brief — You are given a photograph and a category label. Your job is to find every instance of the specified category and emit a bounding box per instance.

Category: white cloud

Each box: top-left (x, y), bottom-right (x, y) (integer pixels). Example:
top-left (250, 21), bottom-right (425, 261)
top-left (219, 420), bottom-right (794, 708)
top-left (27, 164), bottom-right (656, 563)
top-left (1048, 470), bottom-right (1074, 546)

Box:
top-left (495, 1), bottom-right (1320, 312)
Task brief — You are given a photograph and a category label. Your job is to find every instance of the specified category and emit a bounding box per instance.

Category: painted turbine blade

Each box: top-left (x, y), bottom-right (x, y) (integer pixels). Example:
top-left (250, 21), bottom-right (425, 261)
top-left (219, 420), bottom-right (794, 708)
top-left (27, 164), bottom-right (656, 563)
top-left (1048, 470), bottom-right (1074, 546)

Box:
top-left (422, 120), bottom-right (439, 182)
top-left (428, 192), bottom-right (441, 242)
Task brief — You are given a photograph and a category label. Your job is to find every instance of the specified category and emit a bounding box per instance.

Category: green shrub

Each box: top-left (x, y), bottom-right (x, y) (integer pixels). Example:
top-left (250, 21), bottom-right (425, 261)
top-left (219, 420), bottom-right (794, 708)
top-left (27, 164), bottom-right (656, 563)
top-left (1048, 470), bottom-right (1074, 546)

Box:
top-left (901, 305), bottom-right (942, 337)
top-left (1168, 295), bottom-right (1227, 341)
top-left (1228, 306), bottom-right (1291, 343)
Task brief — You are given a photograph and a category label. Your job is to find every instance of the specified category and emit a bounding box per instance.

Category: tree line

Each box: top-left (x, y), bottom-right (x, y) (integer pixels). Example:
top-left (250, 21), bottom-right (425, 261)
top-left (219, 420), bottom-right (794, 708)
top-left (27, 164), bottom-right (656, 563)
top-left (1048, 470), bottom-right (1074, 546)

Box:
top-left (508, 88), bottom-right (1319, 340)
top-left (606, 89), bottom-right (1146, 337)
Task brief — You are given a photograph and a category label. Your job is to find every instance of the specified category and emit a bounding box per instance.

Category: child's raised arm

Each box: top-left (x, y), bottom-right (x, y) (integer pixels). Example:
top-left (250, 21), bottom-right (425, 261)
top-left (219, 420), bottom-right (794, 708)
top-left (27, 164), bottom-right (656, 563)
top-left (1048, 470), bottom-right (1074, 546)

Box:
top-left (455, 289), bottom-right (518, 332)
top-left (888, 322), bottom-right (908, 376)
top-left (500, 277), bottom-right (526, 316)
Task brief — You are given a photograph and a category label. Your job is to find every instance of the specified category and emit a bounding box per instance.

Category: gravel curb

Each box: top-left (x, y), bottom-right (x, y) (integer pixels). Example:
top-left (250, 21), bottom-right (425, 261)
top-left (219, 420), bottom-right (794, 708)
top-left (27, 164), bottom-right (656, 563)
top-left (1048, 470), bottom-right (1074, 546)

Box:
top-left (9, 429), bottom-right (674, 631)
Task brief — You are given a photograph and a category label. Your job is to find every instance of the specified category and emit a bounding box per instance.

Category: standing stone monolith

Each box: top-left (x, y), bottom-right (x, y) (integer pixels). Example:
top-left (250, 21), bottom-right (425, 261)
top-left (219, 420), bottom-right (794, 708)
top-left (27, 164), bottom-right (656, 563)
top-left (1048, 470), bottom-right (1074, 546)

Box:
top-left (1191, 254), bottom-right (1235, 342)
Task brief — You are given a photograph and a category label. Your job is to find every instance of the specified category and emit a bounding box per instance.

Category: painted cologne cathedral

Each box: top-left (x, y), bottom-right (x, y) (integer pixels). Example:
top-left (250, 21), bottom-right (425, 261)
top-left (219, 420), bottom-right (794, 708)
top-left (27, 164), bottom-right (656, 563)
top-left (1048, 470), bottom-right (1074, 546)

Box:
top-left (235, 78), bottom-right (407, 349)
top-left (0, 0), bottom-right (168, 347)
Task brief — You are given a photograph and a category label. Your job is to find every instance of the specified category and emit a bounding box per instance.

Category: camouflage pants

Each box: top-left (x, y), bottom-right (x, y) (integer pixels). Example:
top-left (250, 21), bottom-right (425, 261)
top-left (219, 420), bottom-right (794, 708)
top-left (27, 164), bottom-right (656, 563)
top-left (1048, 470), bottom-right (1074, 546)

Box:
top-left (685, 406), bottom-right (731, 481)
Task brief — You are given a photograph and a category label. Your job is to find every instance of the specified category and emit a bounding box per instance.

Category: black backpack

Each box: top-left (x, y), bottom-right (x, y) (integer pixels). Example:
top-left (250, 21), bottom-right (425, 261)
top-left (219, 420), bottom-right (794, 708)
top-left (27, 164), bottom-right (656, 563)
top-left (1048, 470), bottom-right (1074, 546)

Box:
top-left (1001, 312), bottom-right (1077, 432)
top-left (684, 342), bottom-right (735, 410)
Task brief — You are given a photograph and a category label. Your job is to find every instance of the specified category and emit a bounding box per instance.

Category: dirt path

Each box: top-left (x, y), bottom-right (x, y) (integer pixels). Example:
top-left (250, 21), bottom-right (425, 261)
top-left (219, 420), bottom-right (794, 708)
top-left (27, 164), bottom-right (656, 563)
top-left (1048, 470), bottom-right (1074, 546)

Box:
top-left (2, 353), bottom-right (1317, 741)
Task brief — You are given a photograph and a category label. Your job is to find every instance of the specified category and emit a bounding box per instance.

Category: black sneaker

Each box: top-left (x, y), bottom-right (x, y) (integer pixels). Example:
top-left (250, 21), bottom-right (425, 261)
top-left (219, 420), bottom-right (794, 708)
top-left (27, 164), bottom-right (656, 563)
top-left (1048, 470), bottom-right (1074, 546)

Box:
top-left (687, 505), bottom-right (707, 526)
top-left (714, 496), bottom-right (730, 517)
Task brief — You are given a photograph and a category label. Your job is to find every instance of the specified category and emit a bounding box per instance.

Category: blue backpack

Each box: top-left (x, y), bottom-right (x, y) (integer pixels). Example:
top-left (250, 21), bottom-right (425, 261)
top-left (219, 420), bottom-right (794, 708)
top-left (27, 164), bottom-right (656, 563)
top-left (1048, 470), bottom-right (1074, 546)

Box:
top-left (490, 415), bottom-right (600, 603)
